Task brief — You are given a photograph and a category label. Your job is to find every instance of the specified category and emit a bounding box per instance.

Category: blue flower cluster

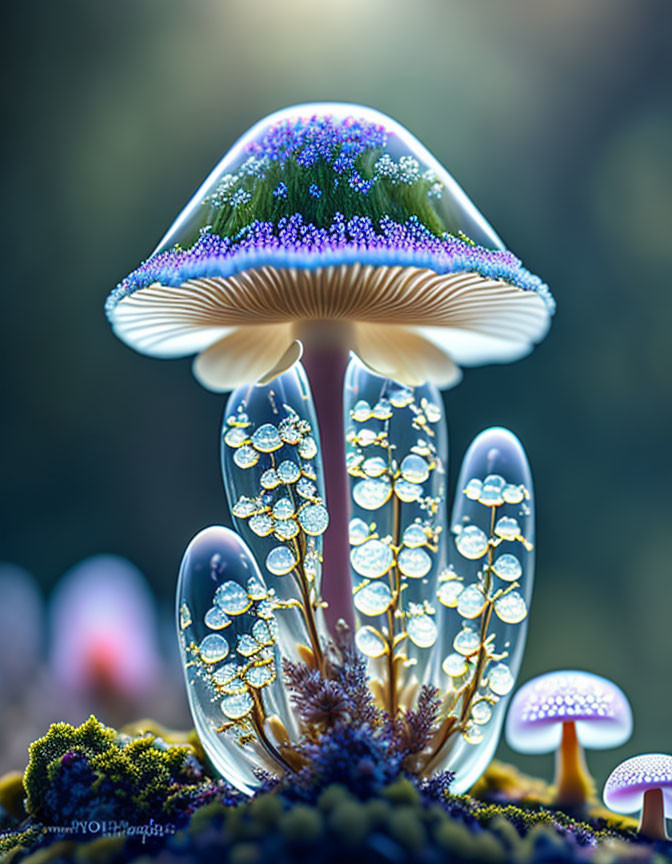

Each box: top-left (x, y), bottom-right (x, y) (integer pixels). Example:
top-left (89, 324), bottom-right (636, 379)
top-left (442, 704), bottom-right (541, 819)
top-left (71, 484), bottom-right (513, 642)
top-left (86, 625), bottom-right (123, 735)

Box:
top-left (246, 113), bottom-right (388, 174)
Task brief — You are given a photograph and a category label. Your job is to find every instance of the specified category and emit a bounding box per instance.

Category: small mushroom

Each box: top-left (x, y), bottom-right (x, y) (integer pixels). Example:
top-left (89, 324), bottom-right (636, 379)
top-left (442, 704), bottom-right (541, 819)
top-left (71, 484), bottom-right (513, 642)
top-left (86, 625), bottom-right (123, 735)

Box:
top-left (603, 753), bottom-right (672, 841)
top-left (505, 670), bottom-right (632, 807)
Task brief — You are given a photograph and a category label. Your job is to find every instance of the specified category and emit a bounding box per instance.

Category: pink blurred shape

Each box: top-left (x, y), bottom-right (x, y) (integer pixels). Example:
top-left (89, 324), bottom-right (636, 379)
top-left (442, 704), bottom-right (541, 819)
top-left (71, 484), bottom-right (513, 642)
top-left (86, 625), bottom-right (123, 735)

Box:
top-left (49, 555), bottom-right (161, 699)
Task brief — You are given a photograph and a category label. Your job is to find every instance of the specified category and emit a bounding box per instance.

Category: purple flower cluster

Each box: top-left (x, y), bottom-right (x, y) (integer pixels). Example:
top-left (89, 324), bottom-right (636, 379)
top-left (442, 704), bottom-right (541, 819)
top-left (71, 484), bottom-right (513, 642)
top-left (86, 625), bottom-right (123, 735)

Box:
top-left (107, 213), bottom-right (555, 316)
top-left (246, 113), bottom-right (388, 171)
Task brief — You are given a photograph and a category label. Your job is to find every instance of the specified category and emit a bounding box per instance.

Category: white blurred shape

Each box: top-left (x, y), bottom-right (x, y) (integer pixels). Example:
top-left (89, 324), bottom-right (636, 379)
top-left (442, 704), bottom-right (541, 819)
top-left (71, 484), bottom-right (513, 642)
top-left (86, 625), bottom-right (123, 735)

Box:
top-left (0, 563), bottom-right (44, 693)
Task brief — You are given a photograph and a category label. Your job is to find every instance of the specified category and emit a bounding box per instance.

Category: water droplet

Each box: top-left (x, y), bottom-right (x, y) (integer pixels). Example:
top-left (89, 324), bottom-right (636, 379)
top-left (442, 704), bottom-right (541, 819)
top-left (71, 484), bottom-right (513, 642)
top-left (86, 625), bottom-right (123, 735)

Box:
top-left (265, 546), bottom-right (297, 576)
top-left (457, 584), bottom-right (487, 618)
top-left (237, 634), bottom-right (262, 657)
top-left (503, 484), bottom-right (526, 504)
top-left (179, 602), bottom-right (192, 630)
top-left (402, 524), bottom-right (427, 548)
top-left (298, 504), bottom-right (329, 536)
top-left (464, 479), bottom-right (482, 500)
top-left (249, 514), bottom-right (274, 537)
top-left (215, 581), bottom-right (252, 615)
top-left (423, 402), bottom-right (442, 423)
top-left (213, 663), bottom-right (239, 686)
top-left (274, 519), bottom-right (299, 540)
top-left (350, 539), bottom-right (394, 579)
top-left (479, 474), bottom-right (506, 506)
top-left (437, 580), bottom-right (463, 607)
top-left (400, 454), bottom-right (430, 484)
top-left (252, 619), bottom-right (272, 643)
top-left (251, 423), bottom-right (282, 452)
top-left (245, 664), bottom-right (275, 688)
top-left (372, 399), bottom-right (392, 419)
top-left (233, 445), bottom-right (259, 469)
top-left (494, 517), bottom-right (520, 541)
top-left (277, 460), bottom-right (300, 484)
top-left (390, 388), bottom-right (413, 408)
top-left (349, 518), bottom-right (371, 546)
top-left (442, 653), bottom-right (467, 677)
top-left (301, 462), bottom-right (317, 480)
top-left (463, 722), bottom-right (484, 745)
top-left (492, 554), bottom-right (522, 582)
top-left (355, 626), bottom-right (388, 658)
top-left (394, 479), bottom-right (422, 503)
top-left (296, 477), bottom-right (318, 499)
top-left (272, 497), bottom-right (295, 520)
top-left (278, 418), bottom-right (301, 445)
top-left (298, 436), bottom-right (318, 459)
top-left (199, 633), bottom-right (229, 664)
top-left (407, 614), bottom-right (437, 648)
top-left (220, 691), bottom-right (253, 720)
top-left (362, 457), bottom-right (388, 477)
top-left (354, 581), bottom-right (393, 616)
top-left (494, 591), bottom-right (527, 624)
top-left (304, 551), bottom-right (322, 582)
top-left (204, 606), bottom-right (231, 629)
top-left (256, 599), bottom-right (275, 618)
top-left (260, 469), bottom-right (280, 489)
top-left (352, 400), bottom-right (372, 422)
top-left (454, 627), bottom-right (480, 655)
top-left (353, 477), bottom-right (392, 510)
top-left (219, 675), bottom-right (247, 695)
top-left (224, 427), bottom-right (248, 448)
top-left (347, 452), bottom-right (364, 475)
top-left (232, 496), bottom-right (258, 518)
top-left (488, 663), bottom-right (514, 696)
top-left (357, 428), bottom-right (377, 447)
top-left (246, 576), bottom-right (267, 600)
top-left (455, 526), bottom-right (489, 559)
top-left (471, 701), bottom-right (493, 725)
top-left (397, 547), bottom-right (432, 579)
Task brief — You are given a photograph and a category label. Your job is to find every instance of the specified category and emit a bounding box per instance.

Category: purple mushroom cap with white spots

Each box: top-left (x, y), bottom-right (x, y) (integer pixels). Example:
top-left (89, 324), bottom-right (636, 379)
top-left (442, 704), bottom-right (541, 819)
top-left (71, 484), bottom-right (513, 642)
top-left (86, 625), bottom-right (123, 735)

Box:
top-left (604, 754), bottom-right (672, 816)
top-left (506, 670), bottom-right (633, 753)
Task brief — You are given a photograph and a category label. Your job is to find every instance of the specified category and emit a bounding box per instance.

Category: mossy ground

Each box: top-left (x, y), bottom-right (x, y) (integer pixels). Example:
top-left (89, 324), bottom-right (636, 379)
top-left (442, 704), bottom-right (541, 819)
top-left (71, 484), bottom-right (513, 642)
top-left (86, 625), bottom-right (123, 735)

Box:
top-left (0, 718), bottom-right (668, 864)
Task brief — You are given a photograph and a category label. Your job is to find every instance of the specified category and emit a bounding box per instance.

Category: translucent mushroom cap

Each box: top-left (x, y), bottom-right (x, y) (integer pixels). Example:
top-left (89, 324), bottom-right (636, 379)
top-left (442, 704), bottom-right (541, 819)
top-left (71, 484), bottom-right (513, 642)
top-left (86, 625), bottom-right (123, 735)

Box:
top-left (106, 103), bottom-right (554, 390)
top-left (604, 754), bottom-right (672, 815)
top-left (506, 670), bottom-right (632, 754)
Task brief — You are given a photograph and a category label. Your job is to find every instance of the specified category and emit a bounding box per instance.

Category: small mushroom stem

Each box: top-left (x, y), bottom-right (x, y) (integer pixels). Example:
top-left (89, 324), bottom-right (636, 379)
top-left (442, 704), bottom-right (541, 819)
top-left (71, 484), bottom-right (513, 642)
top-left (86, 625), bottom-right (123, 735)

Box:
top-left (639, 788), bottom-right (668, 841)
top-left (553, 721), bottom-right (595, 807)
top-left (300, 334), bottom-right (354, 631)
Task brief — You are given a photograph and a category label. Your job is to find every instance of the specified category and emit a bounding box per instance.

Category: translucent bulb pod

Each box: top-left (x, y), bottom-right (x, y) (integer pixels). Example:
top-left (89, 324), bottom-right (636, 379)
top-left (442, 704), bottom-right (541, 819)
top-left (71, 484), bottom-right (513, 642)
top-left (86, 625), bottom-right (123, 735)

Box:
top-left (427, 427), bottom-right (534, 792)
top-left (177, 525), bottom-right (299, 795)
top-left (220, 362), bottom-right (329, 670)
top-left (178, 360), bottom-right (535, 796)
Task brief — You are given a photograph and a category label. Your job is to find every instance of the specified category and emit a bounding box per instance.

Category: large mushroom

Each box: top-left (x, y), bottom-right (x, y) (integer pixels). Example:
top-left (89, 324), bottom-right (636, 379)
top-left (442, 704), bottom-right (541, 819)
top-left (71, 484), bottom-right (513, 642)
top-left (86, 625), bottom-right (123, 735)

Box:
top-left (106, 103), bottom-right (554, 626)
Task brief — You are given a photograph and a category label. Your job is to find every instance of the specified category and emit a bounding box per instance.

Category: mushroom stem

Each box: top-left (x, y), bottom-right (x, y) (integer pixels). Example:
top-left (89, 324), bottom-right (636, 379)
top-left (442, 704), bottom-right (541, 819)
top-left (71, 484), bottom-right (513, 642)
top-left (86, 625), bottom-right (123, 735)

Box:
top-left (639, 788), bottom-right (668, 841)
top-left (300, 337), bottom-right (354, 631)
top-left (553, 721), bottom-right (595, 807)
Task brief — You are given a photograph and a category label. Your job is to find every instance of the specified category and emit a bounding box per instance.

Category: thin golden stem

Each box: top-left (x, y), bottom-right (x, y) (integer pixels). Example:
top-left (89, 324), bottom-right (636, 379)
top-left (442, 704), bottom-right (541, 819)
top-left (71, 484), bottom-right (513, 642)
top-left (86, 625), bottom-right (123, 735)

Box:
top-left (385, 490), bottom-right (402, 716)
top-left (419, 506), bottom-right (499, 774)
top-left (249, 688), bottom-right (293, 774)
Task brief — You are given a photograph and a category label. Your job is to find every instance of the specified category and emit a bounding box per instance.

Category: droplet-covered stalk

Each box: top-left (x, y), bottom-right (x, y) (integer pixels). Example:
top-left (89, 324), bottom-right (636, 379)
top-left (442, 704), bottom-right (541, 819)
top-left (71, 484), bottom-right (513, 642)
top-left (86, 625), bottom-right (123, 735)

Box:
top-left (345, 358), bottom-right (447, 714)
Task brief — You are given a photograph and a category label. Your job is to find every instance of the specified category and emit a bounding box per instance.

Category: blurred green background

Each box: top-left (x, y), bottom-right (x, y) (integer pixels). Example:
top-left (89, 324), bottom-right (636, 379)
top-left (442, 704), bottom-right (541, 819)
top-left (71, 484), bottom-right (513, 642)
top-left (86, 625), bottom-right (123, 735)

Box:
top-left (1, 0), bottom-right (671, 784)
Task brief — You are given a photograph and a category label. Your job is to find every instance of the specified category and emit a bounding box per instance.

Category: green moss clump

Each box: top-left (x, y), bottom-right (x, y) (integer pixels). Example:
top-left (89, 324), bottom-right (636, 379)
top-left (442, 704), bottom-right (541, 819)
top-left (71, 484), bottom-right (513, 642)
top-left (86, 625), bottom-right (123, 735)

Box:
top-left (23, 716), bottom-right (204, 828)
